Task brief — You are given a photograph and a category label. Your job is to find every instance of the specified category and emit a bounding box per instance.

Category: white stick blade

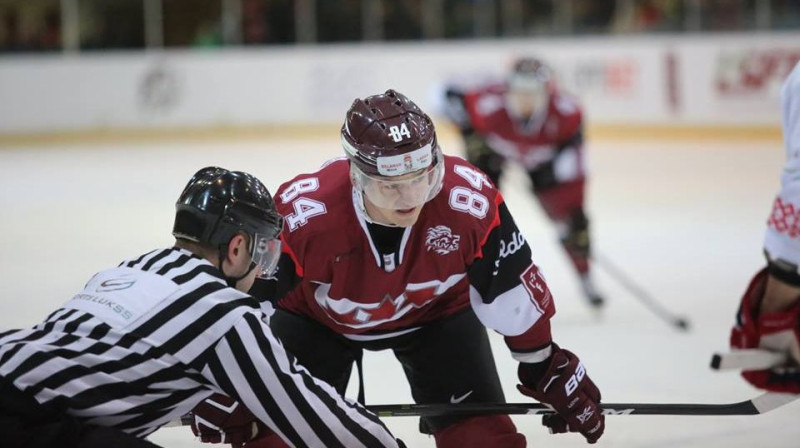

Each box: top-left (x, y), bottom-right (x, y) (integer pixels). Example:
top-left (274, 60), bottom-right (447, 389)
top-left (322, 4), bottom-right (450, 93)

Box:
top-left (751, 392), bottom-right (800, 414)
top-left (711, 349), bottom-right (788, 371)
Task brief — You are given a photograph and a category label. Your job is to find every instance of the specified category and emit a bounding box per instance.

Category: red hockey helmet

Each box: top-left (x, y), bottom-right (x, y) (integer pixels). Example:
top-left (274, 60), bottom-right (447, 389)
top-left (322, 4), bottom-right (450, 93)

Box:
top-left (341, 89), bottom-right (444, 211)
top-left (506, 57), bottom-right (554, 119)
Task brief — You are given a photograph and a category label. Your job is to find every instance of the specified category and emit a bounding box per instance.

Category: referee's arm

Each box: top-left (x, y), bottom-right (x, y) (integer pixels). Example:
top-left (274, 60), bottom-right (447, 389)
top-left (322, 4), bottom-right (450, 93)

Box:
top-left (202, 311), bottom-right (399, 448)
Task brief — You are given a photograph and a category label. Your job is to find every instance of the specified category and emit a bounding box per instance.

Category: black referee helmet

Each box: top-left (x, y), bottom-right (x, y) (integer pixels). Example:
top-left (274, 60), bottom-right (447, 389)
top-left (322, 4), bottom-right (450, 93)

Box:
top-left (173, 166), bottom-right (284, 278)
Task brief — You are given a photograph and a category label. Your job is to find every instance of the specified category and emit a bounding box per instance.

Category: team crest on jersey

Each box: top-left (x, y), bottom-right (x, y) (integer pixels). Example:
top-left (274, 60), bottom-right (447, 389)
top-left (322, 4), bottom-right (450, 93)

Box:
top-left (521, 264), bottom-right (551, 312)
top-left (426, 225), bottom-right (460, 255)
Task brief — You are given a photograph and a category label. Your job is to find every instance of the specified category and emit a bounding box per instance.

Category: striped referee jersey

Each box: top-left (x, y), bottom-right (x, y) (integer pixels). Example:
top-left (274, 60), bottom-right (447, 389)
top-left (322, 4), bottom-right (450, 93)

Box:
top-left (0, 247), bottom-right (398, 447)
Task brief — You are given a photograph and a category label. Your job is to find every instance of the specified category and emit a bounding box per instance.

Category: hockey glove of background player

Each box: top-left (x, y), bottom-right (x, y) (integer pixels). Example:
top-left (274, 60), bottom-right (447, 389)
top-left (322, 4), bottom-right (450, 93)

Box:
top-left (517, 344), bottom-right (604, 444)
top-left (730, 268), bottom-right (800, 393)
top-left (190, 393), bottom-right (268, 447)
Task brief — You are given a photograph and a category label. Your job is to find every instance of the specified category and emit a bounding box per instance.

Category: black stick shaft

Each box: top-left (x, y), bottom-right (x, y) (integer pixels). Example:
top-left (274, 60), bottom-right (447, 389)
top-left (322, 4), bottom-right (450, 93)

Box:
top-left (172, 393), bottom-right (795, 427)
top-left (367, 401), bottom-right (759, 417)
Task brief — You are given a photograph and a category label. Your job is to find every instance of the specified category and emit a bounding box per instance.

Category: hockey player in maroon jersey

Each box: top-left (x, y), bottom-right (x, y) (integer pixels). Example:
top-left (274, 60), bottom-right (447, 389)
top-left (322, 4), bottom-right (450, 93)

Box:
top-left (442, 57), bottom-right (604, 308)
top-left (190, 90), bottom-right (604, 447)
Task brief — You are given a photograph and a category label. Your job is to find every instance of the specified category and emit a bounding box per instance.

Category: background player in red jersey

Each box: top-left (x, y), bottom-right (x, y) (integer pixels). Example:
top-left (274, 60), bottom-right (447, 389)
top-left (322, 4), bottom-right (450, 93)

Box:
top-left (730, 61), bottom-right (800, 392)
top-left (442, 57), bottom-right (604, 308)
top-left (190, 90), bottom-right (604, 447)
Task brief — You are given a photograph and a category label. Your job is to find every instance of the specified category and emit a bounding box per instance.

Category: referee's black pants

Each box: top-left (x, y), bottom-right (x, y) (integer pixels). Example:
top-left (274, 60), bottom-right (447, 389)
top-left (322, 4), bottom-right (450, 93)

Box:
top-left (0, 377), bottom-right (161, 448)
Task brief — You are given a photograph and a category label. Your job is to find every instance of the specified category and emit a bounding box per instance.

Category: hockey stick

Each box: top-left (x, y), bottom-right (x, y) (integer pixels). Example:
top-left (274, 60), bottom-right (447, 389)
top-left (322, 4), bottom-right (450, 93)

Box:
top-left (594, 252), bottom-right (691, 331)
top-left (164, 392), bottom-right (798, 427)
top-left (367, 393), bottom-right (798, 417)
top-left (711, 349), bottom-right (789, 371)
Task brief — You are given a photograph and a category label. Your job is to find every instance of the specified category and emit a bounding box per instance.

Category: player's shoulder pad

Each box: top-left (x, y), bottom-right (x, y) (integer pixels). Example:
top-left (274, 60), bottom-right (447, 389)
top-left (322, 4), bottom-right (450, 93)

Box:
top-left (465, 84), bottom-right (507, 129)
top-left (439, 155), bottom-right (503, 226)
top-left (275, 157), bottom-right (348, 202)
top-left (469, 82), bottom-right (506, 104)
top-left (442, 154), bottom-right (499, 189)
top-left (548, 91), bottom-right (583, 138)
top-left (551, 91), bottom-right (582, 121)
top-left (275, 158), bottom-right (351, 234)
top-left (484, 81), bottom-right (508, 96)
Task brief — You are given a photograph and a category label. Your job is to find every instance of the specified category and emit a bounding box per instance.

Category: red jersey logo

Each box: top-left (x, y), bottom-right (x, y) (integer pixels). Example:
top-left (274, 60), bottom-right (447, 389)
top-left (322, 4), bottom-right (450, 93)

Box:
top-left (425, 225), bottom-right (461, 255)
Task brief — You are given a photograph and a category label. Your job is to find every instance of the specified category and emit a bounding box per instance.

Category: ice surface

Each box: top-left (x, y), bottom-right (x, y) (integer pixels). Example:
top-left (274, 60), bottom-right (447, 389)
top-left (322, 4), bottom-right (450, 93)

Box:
top-left (0, 134), bottom-right (797, 447)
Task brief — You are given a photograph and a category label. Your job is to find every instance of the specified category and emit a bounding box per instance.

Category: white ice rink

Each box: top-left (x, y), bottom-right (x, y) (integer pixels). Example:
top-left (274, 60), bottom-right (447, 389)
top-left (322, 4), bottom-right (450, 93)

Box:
top-left (1, 132), bottom-right (798, 447)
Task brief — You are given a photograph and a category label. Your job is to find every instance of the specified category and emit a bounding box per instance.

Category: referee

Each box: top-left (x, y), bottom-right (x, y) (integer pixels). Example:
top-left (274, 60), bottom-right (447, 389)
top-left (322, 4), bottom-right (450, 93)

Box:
top-left (0, 167), bottom-right (401, 448)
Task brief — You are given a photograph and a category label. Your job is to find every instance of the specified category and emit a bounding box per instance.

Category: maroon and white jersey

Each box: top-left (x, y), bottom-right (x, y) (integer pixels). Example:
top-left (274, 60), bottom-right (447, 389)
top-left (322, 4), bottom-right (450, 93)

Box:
top-left (269, 155), bottom-right (556, 359)
top-left (458, 83), bottom-right (584, 171)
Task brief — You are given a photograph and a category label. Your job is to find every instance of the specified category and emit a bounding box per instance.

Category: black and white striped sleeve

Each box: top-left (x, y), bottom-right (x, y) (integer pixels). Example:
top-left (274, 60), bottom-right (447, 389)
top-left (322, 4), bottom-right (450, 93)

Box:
top-left (201, 311), bottom-right (399, 448)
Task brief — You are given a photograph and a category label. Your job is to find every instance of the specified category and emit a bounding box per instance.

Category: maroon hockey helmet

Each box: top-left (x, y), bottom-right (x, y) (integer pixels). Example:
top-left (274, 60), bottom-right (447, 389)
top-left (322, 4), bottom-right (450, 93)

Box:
top-left (341, 89), bottom-right (440, 177)
top-left (341, 89), bottom-right (445, 212)
top-left (507, 57), bottom-right (554, 119)
top-left (510, 57), bottom-right (554, 89)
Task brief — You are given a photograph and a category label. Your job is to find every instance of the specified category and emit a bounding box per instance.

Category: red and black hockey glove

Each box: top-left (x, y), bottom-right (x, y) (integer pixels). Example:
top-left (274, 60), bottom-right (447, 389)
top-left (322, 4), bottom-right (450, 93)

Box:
top-left (730, 268), bottom-right (800, 393)
top-left (190, 393), bottom-right (269, 447)
top-left (517, 344), bottom-right (604, 444)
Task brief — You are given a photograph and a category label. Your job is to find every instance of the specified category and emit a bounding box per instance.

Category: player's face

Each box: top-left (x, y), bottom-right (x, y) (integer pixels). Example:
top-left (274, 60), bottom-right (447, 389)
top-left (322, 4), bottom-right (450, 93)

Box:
top-left (362, 168), bottom-right (433, 227)
top-left (366, 168), bottom-right (434, 208)
top-left (506, 84), bottom-right (548, 120)
top-left (363, 193), bottom-right (424, 227)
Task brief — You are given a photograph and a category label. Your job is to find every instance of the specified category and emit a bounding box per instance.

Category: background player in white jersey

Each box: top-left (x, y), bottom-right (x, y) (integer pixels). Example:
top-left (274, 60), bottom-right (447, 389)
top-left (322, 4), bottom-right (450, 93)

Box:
top-left (442, 57), bottom-right (604, 308)
top-left (0, 167), bottom-right (402, 448)
top-left (191, 90), bottom-right (604, 447)
top-left (730, 61), bottom-right (800, 392)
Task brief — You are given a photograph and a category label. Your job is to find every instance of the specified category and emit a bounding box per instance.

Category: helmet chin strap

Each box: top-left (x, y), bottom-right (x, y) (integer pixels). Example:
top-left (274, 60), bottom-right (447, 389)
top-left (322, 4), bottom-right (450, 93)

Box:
top-left (218, 246), bottom-right (257, 288)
